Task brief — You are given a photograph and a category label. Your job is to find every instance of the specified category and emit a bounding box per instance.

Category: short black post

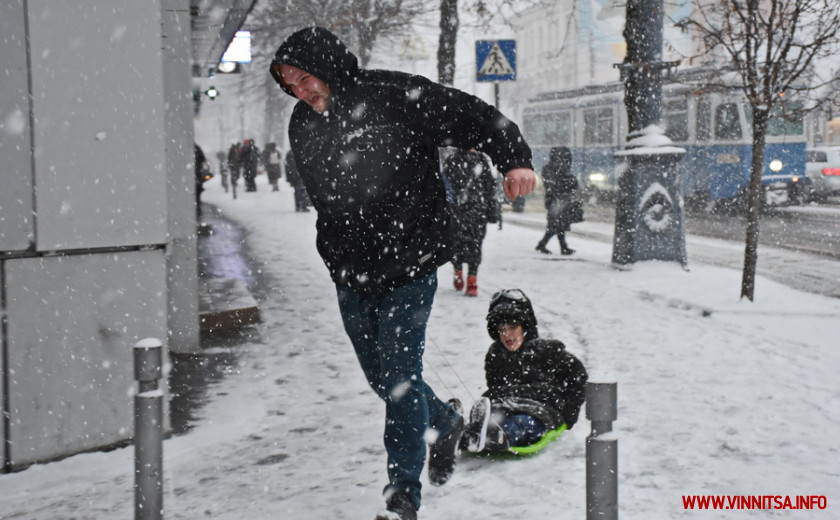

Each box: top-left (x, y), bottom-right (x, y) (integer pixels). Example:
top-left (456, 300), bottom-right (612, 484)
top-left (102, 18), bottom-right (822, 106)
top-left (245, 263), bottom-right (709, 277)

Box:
top-left (586, 382), bottom-right (618, 520)
top-left (134, 338), bottom-right (164, 520)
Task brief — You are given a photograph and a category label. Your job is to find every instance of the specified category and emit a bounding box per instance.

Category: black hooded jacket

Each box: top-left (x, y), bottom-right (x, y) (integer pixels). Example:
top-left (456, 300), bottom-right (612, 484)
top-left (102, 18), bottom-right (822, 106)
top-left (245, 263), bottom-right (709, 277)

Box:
top-left (446, 149), bottom-right (499, 229)
top-left (483, 291), bottom-right (588, 428)
top-left (542, 146), bottom-right (579, 228)
top-left (272, 27), bottom-right (532, 295)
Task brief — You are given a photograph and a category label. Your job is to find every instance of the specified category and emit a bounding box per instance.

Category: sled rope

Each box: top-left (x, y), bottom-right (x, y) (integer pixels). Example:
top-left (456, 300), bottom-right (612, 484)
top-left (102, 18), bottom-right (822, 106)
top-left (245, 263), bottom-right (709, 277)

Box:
top-left (426, 333), bottom-right (476, 402)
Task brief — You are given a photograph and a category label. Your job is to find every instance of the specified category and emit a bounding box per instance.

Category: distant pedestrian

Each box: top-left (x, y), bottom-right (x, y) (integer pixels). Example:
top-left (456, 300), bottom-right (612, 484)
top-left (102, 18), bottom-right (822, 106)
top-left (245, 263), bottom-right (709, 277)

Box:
top-left (263, 142), bottom-right (283, 191)
top-left (445, 148), bottom-right (499, 297)
top-left (216, 150), bottom-right (229, 192)
top-left (194, 144), bottom-right (210, 219)
top-left (536, 146), bottom-right (582, 255)
top-left (270, 26), bottom-right (536, 520)
top-left (227, 142), bottom-right (241, 188)
top-left (241, 139), bottom-right (260, 192)
top-left (284, 150), bottom-right (309, 212)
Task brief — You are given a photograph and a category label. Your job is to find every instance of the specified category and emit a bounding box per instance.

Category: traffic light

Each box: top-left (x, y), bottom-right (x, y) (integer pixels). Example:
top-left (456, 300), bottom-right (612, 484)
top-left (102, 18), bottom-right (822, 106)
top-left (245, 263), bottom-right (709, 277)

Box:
top-left (205, 86), bottom-right (219, 100)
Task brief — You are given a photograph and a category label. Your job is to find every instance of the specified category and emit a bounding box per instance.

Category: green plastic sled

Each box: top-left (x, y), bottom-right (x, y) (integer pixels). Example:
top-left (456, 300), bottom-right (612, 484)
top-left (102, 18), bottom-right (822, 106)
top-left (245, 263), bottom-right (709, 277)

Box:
top-left (508, 423), bottom-right (568, 455)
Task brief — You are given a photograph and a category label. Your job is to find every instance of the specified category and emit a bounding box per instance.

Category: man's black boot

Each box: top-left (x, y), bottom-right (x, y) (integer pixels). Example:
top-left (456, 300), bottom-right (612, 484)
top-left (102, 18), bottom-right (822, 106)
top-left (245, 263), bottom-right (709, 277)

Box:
top-left (374, 492), bottom-right (417, 520)
top-left (428, 399), bottom-right (465, 485)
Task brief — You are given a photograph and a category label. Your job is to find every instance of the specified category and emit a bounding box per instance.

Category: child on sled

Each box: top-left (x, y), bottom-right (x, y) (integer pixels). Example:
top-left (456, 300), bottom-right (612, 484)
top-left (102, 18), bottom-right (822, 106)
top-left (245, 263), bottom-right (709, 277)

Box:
top-left (460, 289), bottom-right (588, 453)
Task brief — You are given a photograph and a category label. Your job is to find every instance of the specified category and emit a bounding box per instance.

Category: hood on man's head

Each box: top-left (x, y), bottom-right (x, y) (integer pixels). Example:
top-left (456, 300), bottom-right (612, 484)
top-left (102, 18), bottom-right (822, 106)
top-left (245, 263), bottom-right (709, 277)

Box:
top-left (486, 289), bottom-right (539, 341)
top-left (269, 26), bottom-right (360, 99)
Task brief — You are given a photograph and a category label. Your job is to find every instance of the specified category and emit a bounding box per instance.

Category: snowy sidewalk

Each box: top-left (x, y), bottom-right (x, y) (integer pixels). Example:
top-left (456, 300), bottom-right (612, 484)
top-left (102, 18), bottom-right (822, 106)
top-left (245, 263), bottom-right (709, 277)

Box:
top-left (505, 208), bottom-right (840, 299)
top-left (1, 175), bottom-right (838, 519)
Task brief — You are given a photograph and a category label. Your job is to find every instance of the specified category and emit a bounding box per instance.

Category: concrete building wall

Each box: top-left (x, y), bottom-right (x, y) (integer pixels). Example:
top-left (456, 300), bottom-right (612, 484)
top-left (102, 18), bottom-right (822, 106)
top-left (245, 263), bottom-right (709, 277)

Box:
top-left (1, 0), bottom-right (198, 469)
top-left (0, 1), bottom-right (34, 253)
top-left (5, 251), bottom-right (168, 465)
top-left (24, 2), bottom-right (168, 250)
top-left (162, 0), bottom-right (201, 354)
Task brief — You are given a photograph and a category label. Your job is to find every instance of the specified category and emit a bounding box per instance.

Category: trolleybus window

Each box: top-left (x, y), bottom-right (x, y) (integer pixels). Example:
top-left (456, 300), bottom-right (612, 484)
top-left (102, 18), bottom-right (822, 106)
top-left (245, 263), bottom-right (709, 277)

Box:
top-left (696, 98), bottom-right (712, 142)
top-left (524, 111), bottom-right (572, 146)
top-left (663, 98), bottom-right (689, 142)
top-left (715, 103), bottom-right (742, 140)
top-left (744, 103), bottom-right (804, 137)
top-left (583, 107), bottom-right (614, 145)
top-left (767, 112), bottom-right (803, 136)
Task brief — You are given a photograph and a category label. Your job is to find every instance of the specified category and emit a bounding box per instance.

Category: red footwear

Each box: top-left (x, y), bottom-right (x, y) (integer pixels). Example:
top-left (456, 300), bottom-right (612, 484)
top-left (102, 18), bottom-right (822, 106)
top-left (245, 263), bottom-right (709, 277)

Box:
top-left (453, 270), bottom-right (465, 291)
top-left (466, 275), bottom-right (478, 297)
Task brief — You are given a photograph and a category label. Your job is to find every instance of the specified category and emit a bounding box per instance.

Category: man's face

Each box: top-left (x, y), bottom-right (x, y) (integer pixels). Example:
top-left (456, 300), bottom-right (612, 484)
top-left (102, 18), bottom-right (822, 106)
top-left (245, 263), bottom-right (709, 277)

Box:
top-left (277, 64), bottom-right (333, 114)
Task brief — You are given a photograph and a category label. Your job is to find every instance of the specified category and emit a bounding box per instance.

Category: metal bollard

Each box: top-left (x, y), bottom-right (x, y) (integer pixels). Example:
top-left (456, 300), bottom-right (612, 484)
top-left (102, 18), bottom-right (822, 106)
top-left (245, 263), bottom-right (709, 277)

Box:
top-left (586, 382), bottom-right (618, 520)
top-left (134, 338), bottom-right (164, 520)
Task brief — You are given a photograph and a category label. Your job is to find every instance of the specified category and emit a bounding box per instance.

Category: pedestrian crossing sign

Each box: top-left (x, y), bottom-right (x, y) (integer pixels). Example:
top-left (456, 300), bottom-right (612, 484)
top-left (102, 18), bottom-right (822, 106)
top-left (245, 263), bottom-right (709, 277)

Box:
top-left (476, 40), bottom-right (516, 82)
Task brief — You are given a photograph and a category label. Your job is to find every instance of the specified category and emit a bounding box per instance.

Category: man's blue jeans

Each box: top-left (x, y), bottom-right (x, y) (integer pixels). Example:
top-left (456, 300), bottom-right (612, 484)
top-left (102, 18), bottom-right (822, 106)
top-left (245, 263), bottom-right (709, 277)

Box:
top-left (336, 273), bottom-right (459, 510)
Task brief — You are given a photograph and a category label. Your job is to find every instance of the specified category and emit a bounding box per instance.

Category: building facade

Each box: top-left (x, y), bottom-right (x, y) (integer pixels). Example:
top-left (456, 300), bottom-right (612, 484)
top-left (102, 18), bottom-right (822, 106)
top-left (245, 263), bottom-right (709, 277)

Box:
top-left (1, 0), bottom-right (202, 471)
top-left (505, 0), bottom-right (694, 118)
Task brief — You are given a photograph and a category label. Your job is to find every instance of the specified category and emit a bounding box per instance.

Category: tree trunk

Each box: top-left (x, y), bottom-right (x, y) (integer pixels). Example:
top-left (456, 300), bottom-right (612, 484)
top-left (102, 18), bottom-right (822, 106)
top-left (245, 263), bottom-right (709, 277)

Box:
top-left (355, 0), bottom-right (375, 68)
top-left (740, 108), bottom-right (769, 301)
top-left (437, 0), bottom-right (458, 86)
top-left (621, 0), bottom-right (664, 133)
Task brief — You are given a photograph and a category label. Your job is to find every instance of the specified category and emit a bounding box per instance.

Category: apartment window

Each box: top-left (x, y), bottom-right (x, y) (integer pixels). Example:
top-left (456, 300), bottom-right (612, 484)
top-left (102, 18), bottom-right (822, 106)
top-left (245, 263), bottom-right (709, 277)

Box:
top-left (583, 107), bottom-right (614, 145)
top-left (524, 111), bottom-right (572, 146)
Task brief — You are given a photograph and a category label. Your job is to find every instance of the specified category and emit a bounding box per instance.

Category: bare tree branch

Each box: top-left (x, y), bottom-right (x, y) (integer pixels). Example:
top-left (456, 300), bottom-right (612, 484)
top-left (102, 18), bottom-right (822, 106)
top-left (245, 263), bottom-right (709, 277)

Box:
top-left (676, 0), bottom-right (840, 300)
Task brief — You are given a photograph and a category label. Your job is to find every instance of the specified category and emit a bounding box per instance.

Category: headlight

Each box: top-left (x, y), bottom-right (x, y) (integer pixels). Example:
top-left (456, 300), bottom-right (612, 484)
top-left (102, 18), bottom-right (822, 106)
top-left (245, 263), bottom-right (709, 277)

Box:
top-left (769, 159), bottom-right (783, 172)
top-left (589, 173), bottom-right (606, 183)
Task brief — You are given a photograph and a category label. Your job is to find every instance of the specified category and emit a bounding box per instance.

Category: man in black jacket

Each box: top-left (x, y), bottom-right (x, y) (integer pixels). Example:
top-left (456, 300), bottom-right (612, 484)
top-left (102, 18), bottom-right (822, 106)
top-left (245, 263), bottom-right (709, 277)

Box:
top-left (270, 27), bottom-right (536, 520)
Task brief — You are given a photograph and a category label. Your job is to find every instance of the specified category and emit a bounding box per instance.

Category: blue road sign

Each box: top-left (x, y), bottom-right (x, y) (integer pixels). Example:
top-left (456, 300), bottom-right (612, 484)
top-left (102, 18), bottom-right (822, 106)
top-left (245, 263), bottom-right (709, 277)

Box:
top-left (476, 40), bottom-right (516, 82)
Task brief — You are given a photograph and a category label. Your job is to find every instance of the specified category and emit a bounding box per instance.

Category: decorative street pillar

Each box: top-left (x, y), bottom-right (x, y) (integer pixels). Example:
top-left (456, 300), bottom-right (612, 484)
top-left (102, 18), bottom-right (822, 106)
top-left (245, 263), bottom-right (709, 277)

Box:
top-left (612, 0), bottom-right (687, 267)
top-left (134, 338), bottom-right (164, 520)
top-left (586, 383), bottom-right (618, 520)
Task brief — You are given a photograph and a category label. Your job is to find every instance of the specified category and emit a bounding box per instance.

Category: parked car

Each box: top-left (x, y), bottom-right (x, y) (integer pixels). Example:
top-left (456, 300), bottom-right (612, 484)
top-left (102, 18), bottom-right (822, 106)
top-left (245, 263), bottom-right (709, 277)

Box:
top-left (805, 146), bottom-right (840, 201)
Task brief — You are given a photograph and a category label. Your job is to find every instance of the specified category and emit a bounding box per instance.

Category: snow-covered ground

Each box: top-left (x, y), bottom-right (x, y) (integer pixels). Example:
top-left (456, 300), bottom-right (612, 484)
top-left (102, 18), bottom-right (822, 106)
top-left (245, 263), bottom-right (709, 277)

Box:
top-left (504, 207), bottom-right (840, 299)
top-left (2, 174), bottom-right (838, 519)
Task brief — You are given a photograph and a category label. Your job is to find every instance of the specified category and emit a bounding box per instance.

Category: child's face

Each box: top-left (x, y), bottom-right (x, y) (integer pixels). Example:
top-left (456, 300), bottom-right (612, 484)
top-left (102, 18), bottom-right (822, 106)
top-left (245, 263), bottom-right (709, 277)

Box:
top-left (498, 323), bottom-right (525, 352)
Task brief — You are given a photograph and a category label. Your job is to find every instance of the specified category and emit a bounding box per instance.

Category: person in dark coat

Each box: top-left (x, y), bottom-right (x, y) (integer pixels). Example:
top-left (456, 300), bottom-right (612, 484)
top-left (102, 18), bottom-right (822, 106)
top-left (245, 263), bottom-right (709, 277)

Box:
top-left (460, 288), bottom-right (588, 454)
top-left (536, 146), bottom-right (581, 255)
top-left (444, 148), bottom-right (499, 297)
top-left (270, 26), bottom-right (536, 520)
top-left (227, 142), bottom-right (241, 187)
top-left (215, 150), bottom-right (229, 192)
top-left (194, 144), bottom-right (210, 219)
top-left (284, 150), bottom-right (309, 212)
top-left (263, 142), bottom-right (283, 191)
top-left (241, 138), bottom-right (260, 192)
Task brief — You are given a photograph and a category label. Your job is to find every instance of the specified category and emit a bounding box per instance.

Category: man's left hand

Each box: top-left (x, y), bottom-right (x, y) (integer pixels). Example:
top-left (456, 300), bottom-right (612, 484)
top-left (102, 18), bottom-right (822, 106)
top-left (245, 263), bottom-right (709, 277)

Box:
top-left (503, 168), bottom-right (537, 201)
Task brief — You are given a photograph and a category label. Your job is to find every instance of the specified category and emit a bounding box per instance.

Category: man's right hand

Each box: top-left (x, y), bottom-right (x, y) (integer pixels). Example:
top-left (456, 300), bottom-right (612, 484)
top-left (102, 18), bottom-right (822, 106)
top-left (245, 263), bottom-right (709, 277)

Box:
top-left (503, 168), bottom-right (537, 200)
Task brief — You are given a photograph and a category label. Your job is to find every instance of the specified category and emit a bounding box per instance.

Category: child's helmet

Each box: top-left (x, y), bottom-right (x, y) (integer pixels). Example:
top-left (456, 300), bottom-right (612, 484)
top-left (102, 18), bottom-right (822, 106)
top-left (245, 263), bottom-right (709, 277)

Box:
top-left (486, 289), bottom-right (538, 341)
